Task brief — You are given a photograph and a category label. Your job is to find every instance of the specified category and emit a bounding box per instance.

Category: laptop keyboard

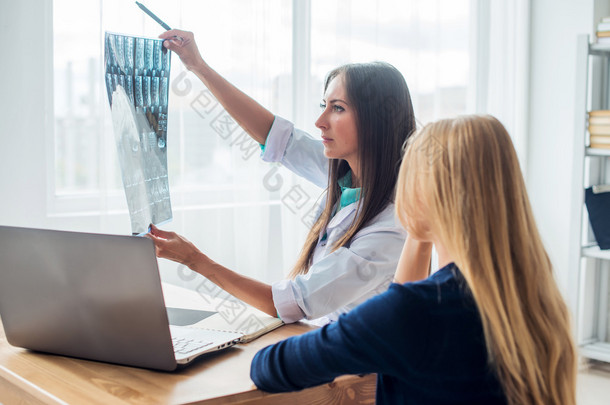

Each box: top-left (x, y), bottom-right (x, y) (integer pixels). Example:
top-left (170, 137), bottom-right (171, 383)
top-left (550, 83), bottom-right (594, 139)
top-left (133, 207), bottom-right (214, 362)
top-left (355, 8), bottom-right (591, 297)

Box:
top-left (172, 336), bottom-right (213, 355)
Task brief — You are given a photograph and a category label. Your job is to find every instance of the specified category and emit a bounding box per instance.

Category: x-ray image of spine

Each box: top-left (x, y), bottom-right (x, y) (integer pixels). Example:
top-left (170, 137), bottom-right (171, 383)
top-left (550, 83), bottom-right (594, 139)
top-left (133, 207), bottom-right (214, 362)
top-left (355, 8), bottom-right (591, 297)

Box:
top-left (104, 32), bottom-right (172, 235)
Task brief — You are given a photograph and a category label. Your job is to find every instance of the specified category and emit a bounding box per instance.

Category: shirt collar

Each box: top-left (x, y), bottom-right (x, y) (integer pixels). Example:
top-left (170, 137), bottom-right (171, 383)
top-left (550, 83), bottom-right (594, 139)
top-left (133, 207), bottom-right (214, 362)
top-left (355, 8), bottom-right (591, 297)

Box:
top-left (338, 171), bottom-right (361, 209)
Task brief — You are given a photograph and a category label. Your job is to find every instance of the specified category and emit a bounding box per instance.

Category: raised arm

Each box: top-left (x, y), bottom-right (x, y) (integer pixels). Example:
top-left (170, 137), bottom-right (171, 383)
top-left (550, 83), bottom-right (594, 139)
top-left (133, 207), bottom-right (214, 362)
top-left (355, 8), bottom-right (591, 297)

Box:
top-left (393, 235), bottom-right (433, 284)
top-left (159, 30), bottom-right (275, 145)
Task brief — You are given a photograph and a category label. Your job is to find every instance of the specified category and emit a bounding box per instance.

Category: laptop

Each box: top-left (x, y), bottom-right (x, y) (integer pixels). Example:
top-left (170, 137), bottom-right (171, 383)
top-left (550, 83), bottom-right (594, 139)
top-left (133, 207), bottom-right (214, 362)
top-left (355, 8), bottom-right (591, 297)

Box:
top-left (0, 225), bottom-right (243, 371)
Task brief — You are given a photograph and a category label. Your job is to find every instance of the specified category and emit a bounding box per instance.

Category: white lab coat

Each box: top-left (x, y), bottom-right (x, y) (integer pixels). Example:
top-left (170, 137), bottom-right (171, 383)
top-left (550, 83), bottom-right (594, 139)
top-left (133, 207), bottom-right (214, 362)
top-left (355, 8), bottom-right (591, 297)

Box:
top-left (262, 116), bottom-right (407, 324)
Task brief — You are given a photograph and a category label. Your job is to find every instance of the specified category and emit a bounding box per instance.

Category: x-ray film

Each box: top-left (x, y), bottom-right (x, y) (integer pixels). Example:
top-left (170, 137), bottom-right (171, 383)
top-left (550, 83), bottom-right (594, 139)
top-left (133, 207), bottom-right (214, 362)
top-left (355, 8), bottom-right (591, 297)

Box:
top-left (104, 32), bottom-right (172, 235)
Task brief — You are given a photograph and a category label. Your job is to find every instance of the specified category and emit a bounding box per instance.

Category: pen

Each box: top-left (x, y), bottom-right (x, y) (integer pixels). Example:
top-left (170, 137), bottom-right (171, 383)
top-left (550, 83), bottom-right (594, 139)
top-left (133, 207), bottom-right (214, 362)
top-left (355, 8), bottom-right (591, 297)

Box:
top-left (135, 1), bottom-right (171, 31)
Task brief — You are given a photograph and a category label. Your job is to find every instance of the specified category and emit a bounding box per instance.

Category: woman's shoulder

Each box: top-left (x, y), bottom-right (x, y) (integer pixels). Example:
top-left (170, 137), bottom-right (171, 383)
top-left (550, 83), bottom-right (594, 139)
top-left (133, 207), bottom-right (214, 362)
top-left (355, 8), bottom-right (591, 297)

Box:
top-left (341, 272), bottom-right (458, 334)
top-left (354, 202), bottom-right (404, 235)
top-left (350, 268), bottom-right (461, 317)
top-left (374, 201), bottom-right (403, 226)
top-left (389, 265), bottom-right (470, 307)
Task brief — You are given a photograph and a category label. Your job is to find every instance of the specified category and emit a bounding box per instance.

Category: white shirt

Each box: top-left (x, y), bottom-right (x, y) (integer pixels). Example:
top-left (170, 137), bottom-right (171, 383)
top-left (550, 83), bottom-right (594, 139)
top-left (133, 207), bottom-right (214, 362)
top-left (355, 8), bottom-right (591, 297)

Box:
top-left (261, 116), bottom-right (407, 323)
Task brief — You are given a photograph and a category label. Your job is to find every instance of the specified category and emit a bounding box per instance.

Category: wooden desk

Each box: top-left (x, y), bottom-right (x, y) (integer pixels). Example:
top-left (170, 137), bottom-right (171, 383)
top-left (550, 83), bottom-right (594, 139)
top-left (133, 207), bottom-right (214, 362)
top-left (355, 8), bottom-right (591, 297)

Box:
top-left (0, 318), bottom-right (376, 404)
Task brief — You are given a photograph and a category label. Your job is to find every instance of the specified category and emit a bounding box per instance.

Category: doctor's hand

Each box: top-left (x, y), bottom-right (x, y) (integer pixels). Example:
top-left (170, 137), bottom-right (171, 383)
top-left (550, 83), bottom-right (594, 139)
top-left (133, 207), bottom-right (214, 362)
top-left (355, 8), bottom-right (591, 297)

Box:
top-left (159, 29), bottom-right (205, 72)
top-left (145, 224), bottom-right (208, 270)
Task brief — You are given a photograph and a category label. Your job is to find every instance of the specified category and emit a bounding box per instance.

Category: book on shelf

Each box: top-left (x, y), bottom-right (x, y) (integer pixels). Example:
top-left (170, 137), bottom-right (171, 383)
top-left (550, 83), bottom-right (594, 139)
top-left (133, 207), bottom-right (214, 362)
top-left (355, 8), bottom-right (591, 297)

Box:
top-left (589, 110), bottom-right (610, 117)
top-left (588, 125), bottom-right (610, 135)
top-left (589, 116), bottom-right (610, 125)
top-left (598, 21), bottom-right (610, 32)
top-left (597, 36), bottom-right (610, 44)
top-left (585, 186), bottom-right (610, 250)
top-left (598, 31), bottom-right (610, 38)
top-left (590, 142), bottom-right (610, 150)
top-left (590, 135), bottom-right (610, 145)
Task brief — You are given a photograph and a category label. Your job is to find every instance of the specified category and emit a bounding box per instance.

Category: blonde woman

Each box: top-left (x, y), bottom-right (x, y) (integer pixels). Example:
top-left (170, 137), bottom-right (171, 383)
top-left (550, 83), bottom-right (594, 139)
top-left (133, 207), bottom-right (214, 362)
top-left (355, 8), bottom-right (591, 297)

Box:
top-left (251, 115), bottom-right (576, 405)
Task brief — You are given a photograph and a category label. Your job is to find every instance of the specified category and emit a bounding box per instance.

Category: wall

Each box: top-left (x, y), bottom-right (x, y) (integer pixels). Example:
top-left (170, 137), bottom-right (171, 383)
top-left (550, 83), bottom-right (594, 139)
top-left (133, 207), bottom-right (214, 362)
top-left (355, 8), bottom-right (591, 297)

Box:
top-left (0, 1), bottom-right (51, 227)
top-left (527, 0), bottom-right (609, 316)
top-left (0, 1), bottom-right (100, 232)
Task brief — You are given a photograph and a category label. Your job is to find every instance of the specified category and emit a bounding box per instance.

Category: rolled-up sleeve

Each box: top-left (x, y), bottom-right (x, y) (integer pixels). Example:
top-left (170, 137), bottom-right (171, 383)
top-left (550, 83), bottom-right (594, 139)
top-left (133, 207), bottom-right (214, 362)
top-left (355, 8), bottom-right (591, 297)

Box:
top-left (271, 279), bottom-right (306, 323)
top-left (271, 227), bottom-right (405, 323)
top-left (261, 116), bottom-right (328, 188)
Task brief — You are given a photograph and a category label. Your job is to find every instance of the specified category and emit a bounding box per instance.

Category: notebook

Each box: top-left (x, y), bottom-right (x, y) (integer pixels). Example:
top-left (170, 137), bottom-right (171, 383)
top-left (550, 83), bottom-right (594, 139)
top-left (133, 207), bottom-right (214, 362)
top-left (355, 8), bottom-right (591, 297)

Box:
top-left (585, 185), bottom-right (610, 249)
top-left (162, 283), bottom-right (284, 343)
top-left (0, 225), bottom-right (247, 371)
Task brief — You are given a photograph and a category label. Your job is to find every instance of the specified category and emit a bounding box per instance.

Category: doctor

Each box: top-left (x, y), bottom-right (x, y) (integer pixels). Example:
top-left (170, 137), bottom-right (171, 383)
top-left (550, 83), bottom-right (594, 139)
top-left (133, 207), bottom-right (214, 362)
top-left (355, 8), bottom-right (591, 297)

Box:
top-left (147, 29), bottom-right (431, 323)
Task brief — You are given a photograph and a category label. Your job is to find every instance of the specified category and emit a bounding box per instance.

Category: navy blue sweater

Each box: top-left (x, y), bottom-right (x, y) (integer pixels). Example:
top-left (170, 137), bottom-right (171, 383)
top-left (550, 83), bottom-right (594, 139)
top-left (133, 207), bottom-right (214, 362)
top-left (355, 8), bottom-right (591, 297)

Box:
top-left (250, 264), bottom-right (507, 404)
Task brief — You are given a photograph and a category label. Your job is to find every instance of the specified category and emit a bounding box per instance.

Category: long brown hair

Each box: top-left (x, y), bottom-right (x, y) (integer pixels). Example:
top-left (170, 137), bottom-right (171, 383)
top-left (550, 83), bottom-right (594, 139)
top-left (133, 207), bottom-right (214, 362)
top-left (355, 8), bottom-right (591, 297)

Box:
top-left (396, 115), bottom-right (576, 405)
top-left (289, 62), bottom-right (415, 278)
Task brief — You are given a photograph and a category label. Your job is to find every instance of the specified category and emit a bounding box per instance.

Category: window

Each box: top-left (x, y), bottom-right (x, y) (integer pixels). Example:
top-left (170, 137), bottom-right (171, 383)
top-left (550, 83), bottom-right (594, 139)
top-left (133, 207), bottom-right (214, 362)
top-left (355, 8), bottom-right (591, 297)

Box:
top-left (54, 0), bottom-right (103, 194)
top-left (53, 0), bottom-right (470, 196)
top-left (306, 0), bottom-right (471, 134)
top-left (53, 0), bottom-right (292, 203)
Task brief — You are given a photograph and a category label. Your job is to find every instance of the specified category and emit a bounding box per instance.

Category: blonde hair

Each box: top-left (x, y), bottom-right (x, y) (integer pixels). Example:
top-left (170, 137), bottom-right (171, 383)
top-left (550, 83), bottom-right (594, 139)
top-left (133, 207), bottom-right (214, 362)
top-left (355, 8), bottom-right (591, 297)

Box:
top-left (396, 115), bottom-right (576, 405)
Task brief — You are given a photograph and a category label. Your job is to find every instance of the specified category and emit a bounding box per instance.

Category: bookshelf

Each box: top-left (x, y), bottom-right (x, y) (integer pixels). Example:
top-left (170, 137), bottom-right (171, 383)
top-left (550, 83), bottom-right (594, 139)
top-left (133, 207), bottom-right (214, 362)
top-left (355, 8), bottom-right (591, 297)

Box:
top-left (582, 245), bottom-right (610, 261)
top-left (571, 34), bottom-right (610, 364)
top-left (590, 43), bottom-right (610, 56)
top-left (586, 148), bottom-right (610, 157)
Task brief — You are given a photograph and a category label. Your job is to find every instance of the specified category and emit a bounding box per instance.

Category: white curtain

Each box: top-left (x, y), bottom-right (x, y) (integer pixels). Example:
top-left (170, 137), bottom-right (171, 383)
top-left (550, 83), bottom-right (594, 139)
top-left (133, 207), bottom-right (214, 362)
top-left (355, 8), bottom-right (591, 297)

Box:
top-left (472, 0), bottom-right (531, 170)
